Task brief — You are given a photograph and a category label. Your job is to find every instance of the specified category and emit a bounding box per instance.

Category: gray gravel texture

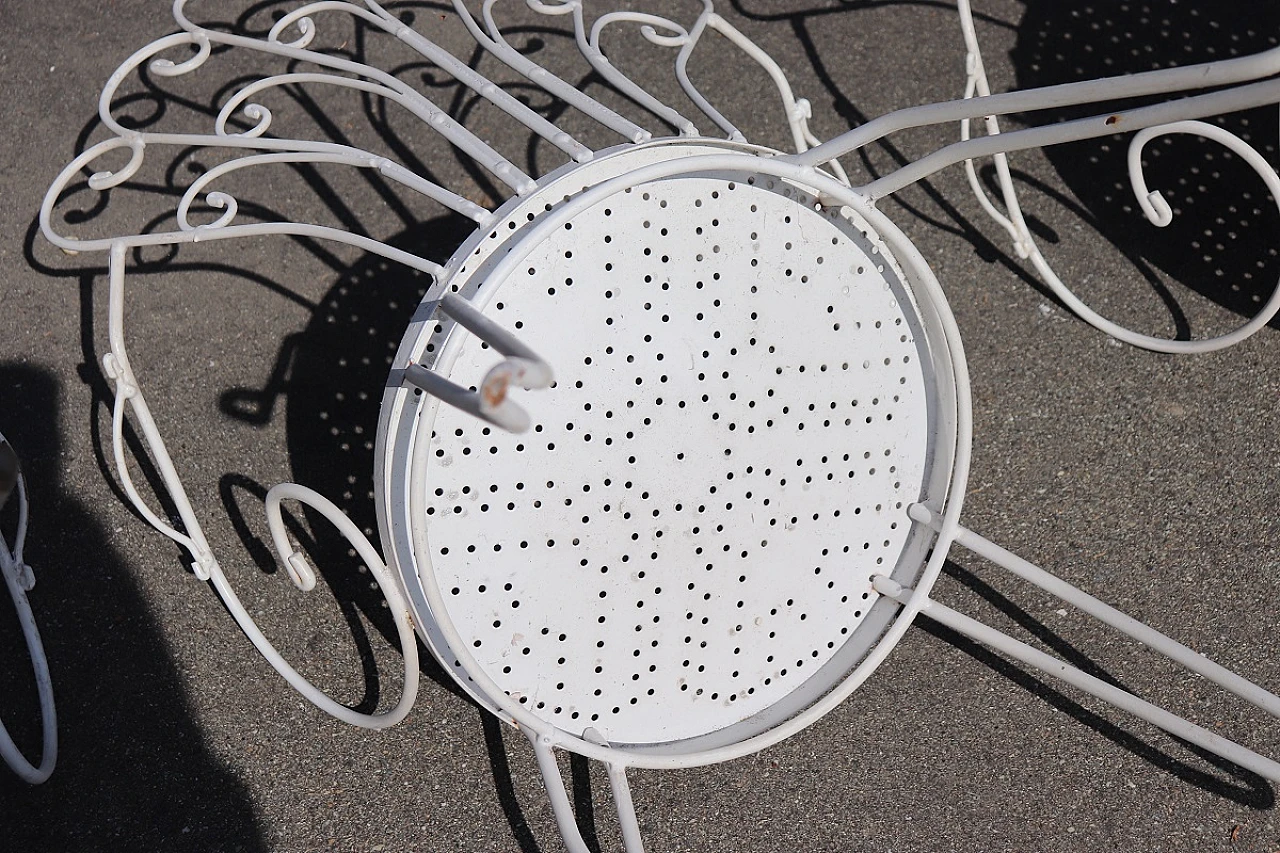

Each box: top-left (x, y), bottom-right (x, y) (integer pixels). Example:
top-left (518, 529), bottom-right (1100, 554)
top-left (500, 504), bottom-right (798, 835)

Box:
top-left (3, 1), bottom-right (1280, 851)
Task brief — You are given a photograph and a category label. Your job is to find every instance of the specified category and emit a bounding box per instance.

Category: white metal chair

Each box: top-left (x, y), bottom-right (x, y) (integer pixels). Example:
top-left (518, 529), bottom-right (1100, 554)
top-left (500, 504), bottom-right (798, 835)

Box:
top-left (39, 1), bottom-right (1280, 848)
top-left (0, 434), bottom-right (57, 785)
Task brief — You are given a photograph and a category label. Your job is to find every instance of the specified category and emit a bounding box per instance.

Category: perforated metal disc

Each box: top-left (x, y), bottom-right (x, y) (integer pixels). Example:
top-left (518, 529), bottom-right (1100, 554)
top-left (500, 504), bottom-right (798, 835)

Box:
top-left (377, 141), bottom-right (948, 748)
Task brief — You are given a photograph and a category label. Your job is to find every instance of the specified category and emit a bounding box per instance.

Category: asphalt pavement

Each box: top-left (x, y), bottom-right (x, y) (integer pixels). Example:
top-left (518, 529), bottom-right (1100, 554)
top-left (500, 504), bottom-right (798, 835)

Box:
top-left (2, 1), bottom-right (1280, 851)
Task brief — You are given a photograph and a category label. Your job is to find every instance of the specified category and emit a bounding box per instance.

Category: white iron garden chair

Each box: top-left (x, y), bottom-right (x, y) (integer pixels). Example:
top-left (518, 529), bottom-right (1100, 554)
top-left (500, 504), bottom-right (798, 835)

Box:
top-left (40, 1), bottom-right (1280, 849)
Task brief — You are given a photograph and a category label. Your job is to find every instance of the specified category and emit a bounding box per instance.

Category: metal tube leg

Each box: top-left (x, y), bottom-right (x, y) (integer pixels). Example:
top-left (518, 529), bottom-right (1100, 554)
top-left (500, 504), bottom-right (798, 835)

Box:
top-left (885, 504), bottom-right (1280, 780)
top-left (584, 728), bottom-right (646, 853)
top-left (874, 575), bottom-right (1280, 781)
top-left (401, 293), bottom-right (554, 433)
top-left (531, 732), bottom-right (596, 853)
top-left (605, 763), bottom-right (644, 853)
top-left (530, 730), bottom-right (647, 853)
top-left (0, 553), bottom-right (56, 784)
top-left (906, 505), bottom-right (1280, 718)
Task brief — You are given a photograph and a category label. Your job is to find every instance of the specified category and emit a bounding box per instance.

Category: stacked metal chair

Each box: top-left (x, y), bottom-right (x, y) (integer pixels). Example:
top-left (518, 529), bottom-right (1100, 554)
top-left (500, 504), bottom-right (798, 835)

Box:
top-left (0, 434), bottom-right (55, 785)
top-left (39, 1), bottom-right (1280, 848)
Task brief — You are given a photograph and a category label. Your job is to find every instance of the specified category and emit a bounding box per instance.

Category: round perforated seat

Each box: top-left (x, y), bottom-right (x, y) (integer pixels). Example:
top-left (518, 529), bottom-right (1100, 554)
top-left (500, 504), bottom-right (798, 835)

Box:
top-left (376, 141), bottom-right (955, 755)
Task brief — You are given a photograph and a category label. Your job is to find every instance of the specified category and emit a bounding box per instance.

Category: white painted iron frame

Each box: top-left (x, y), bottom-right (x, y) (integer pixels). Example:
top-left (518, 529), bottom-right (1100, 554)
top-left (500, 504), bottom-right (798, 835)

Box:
top-left (37, 0), bottom-right (1280, 846)
top-left (0, 434), bottom-right (57, 785)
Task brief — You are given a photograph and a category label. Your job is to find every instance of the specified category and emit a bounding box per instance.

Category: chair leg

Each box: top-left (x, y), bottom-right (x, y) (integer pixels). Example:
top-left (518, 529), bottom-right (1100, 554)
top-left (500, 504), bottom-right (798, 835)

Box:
top-left (531, 729), bottom-right (647, 853)
top-left (874, 504), bottom-right (1280, 781)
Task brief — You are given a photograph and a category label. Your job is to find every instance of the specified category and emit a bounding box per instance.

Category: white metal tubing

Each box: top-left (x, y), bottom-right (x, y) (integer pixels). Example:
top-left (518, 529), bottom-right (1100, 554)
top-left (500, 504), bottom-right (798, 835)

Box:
top-left (0, 545), bottom-right (56, 785)
top-left (266, 0), bottom-right (389, 47)
top-left (603, 758), bottom-right (645, 851)
top-left (403, 359), bottom-right (540, 433)
top-left (375, 9), bottom-right (595, 164)
top-left (530, 731), bottom-right (597, 853)
top-left (104, 365), bottom-right (201, 557)
top-left (908, 504), bottom-right (1280, 718)
top-left (791, 41), bottom-right (1280, 168)
top-left (858, 77), bottom-right (1280, 201)
top-left (0, 455), bottom-right (56, 785)
top-left (872, 575), bottom-right (1280, 783)
top-left (951, 4), bottom-right (1280, 353)
top-left (102, 245), bottom-right (208, 564)
top-left (704, 13), bottom-right (808, 153)
top-left (88, 32), bottom-right (512, 196)
top-left (263, 482), bottom-right (420, 725)
top-left (461, 0), bottom-right (650, 145)
top-left (402, 362), bottom-right (487, 418)
top-left (402, 294), bottom-right (554, 432)
top-left (164, 1), bottom-right (536, 194)
top-left (583, 727), bottom-right (646, 853)
top-left (41, 139), bottom-right (447, 279)
top-left (956, 0), bottom-right (1028, 256)
top-left (608, 761), bottom-right (645, 853)
top-left (0, 443), bottom-right (28, 575)
top-left (438, 293), bottom-right (552, 367)
top-left (174, 150), bottom-right (487, 230)
top-left (1084, 120), bottom-right (1280, 352)
top-left (568, 4), bottom-right (698, 135)
top-left (670, 2), bottom-right (746, 142)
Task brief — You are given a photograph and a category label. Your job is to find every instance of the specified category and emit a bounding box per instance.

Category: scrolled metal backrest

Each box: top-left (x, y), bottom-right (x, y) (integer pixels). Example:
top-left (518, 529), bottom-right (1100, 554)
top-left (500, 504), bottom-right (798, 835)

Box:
top-left (39, 0), bottom-right (854, 734)
top-left (44, 0), bottom-right (846, 262)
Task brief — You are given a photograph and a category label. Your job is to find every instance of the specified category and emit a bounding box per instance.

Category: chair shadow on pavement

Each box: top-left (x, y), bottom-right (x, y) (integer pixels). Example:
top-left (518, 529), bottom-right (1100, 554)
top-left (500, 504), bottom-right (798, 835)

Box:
top-left (0, 364), bottom-right (267, 852)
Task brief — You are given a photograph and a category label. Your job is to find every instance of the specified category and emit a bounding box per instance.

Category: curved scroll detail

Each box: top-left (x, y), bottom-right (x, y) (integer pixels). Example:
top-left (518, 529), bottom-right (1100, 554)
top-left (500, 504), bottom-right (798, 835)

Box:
top-left (178, 190), bottom-right (237, 231)
top-left (87, 139), bottom-right (147, 191)
top-left (954, 0), bottom-right (1280, 353)
top-left (525, 0), bottom-right (576, 15)
top-left (592, 3), bottom-right (746, 141)
top-left (257, 482), bottom-right (420, 728)
top-left (215, 101), bottom-right (272, 138)
top-left (1106, 120), bottom-right (1280, 351)
top-left (527, 0), bottom-right (699, 135)
top-left (597, 11), bottom-right (691, 50)
top-left (263, 0), bottom-right (390, 50)
top-left (149, 30), bottom-right (211, 77)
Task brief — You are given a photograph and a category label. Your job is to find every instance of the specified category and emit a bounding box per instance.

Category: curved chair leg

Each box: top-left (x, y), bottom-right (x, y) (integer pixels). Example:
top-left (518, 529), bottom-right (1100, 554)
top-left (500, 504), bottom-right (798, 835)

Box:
top-left (100, 244), bottom-right (419, 729)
